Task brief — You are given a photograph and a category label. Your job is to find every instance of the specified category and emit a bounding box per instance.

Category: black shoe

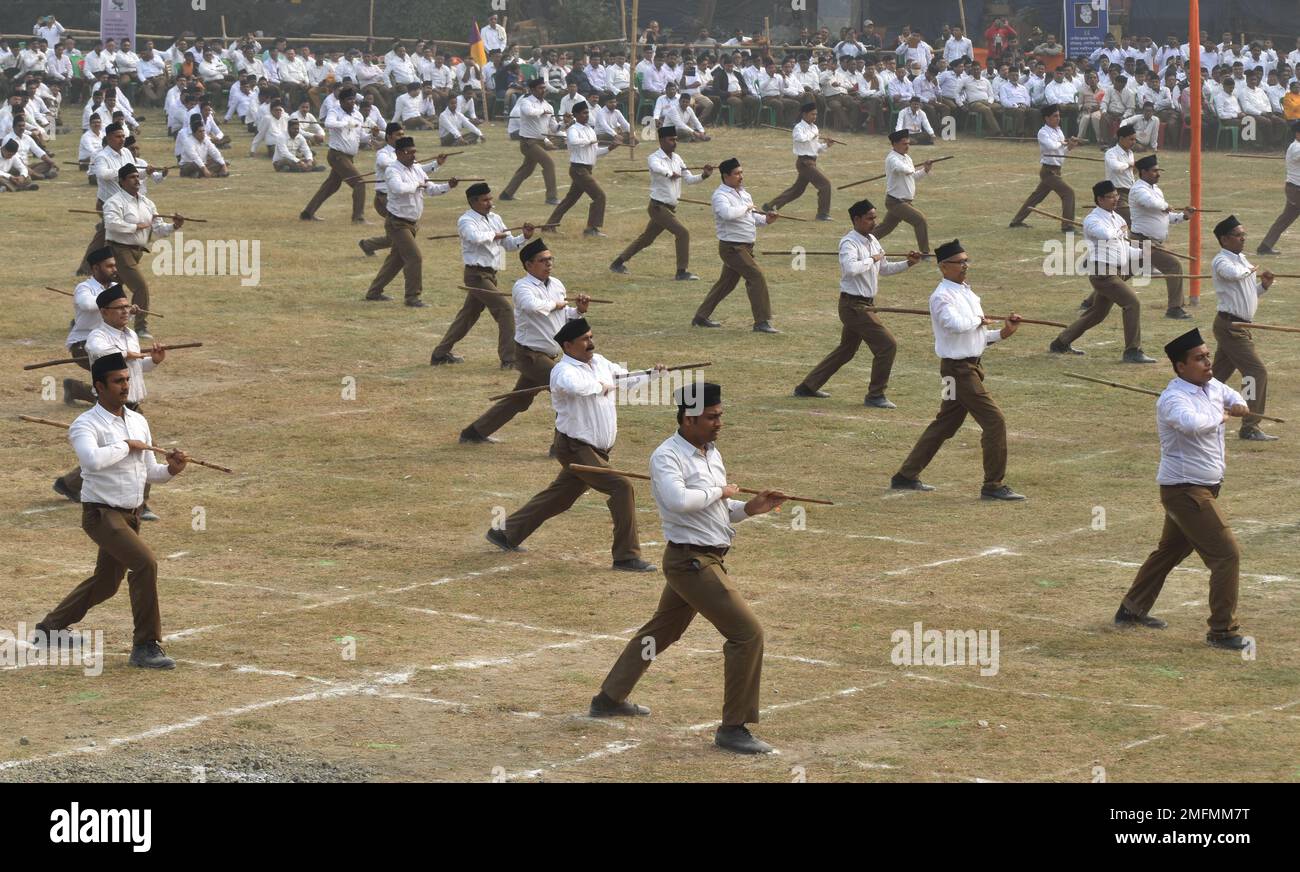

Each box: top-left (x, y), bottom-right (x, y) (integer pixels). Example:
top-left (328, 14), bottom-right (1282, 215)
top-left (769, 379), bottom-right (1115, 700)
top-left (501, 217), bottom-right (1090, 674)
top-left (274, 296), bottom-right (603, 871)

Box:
top-left (613, 558), bottom-right (657, 572)
top-left (1122, 348), bottom-right (1156, 364)
top-left (52, 478), bottom-right (79, 503)
top-left (675, 270), bottom-right (699, 281)
top-left (1239, 427), bottom-right (1279, 442)
top-left (498, 193), bottom-right (516, 201)
top-left (352, 218), bottom-right (373, 225)
top-left (128, 642), bottom-right (176, 669)
top-left (1114, 605), bottom-right (1167, 629)
top-left (1255, 246), bottom-right (1280, 256)
top-left (752, 321), bottom-right (781, 334)
top-left (459, 426), bottom-right (499, 444)
top-left (1008, 221), bottom-right (1029, 228)
top-left (864, 395), bottom-right (896, 409)
top-left (793, 384), bottom-right (829, 398)
top-left (299, 211), bottom-right (323, 221)
top-left (358, 240), bottom-right (376, 256)
top-left (1049, 340), bottom-right (1085, 355)
top-left (589, 691), bottom-right (650, 718)
top-left (691, 316), bottom-right (721, 328)
top-left (364, 293), bottom-right (394, 302)
top-left (815, 213), bottom-right (833, 221)
top-left (1206, 634), bottom-right (1249, 651)
top-left (981, 485), bottom-right (1027, 501)
top-left (140, 506), bottom-right (160, 522)
top-left (545, 197), bottom-right (561, 206)
top-left (484, 528), bottom-right (524, 552)
top-left (404, 299), bottom-right (430, 308)
top-left (1165, 307), bottom-right (1192, 320)
top-left (28, 625), bottom-right (83, 651)
top-left (890, 474), bottom-right (934, 492)
top-left (609, 260), bottom-right (629, 274)
top-left (714, 725), bottom-right (774, 754)
top-left (430, 353), bottom-right (464, 365)
top-left (583, 228), bottom-right (607, 238)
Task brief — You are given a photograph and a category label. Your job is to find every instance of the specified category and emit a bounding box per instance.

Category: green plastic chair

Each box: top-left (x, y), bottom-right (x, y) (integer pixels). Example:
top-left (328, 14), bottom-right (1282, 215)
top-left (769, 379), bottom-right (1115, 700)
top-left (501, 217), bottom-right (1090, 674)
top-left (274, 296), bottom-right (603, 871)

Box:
top-left (633, 73), bottom-right (655, 122)
top-left (757, 103), bottom-right (777, 126)
top-left (1214, 117), bottom-right (1240, 151)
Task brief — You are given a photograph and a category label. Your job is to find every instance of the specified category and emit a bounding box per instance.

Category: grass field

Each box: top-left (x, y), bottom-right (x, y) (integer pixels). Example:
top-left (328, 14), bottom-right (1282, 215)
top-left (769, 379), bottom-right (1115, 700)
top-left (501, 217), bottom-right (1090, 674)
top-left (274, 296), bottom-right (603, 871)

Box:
top-left (2, 111), bottom-right (1298, 782)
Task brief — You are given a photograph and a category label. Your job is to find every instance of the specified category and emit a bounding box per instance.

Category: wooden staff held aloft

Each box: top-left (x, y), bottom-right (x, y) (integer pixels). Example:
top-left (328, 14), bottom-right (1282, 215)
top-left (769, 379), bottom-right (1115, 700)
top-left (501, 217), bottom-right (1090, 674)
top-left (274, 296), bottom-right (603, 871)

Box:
top-left (1026, 206), bottom-right (1195, 262)
top-left (487, 361), bottom-right (713, 401)
top-left (869, 306), bottom-right (1068, 328)
top-left (567, 463), bottom-right (833, 505)
top-left (427, 222), bottom-right (557, 240)
top-left (1238, 321), bottom-right (1300, 334)
top-left (460, 285), bottom-right (616, 304)
top-left (758, 250), bottom-right (932, 258)
top-left (23, 342), bottom-right (203, 371)
top-left (758, 123), bottom-right (848, 145)
top-left (19, 415), bottom-right (235, 473)
top-left (614, 164), bottom-right (713, 173)
top-left (837, 155), bottom-right (955, 191)
top-left (1063, 373), bottom-right (1285, 424)
top-left (44, 287), bottom-right (164, 318)
top-left (676, 197), bottom-right (808, 222)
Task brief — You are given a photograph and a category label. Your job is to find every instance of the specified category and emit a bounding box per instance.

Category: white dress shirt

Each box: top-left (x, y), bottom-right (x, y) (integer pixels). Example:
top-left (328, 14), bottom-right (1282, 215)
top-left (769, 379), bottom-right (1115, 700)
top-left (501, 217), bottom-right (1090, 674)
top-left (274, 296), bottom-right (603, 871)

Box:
top-left (791, 119), bottom-right (827, 157)
top-left (512, 274), bottom-right (579, 355)
top-left (458, 210), bottom-right (525, 270)
top-left (516, 94), bottom-right (557, 140)
top-left (1044, 79), bottom-right (1079, 106)
top-left (103, 190), bottom-right (177, 249)
top-left (1156, 377), bottom-right (1245, 486)
top-left (564, 121), bottom-right (608, 165)
top-left (274, 133), bottom-right (314, 165)
top-left (711, 183), bottom-right (768, 243)
top-left (323, 105), bottom-right (365, 154)
top-left (885, 150), bottom-right (928, 200)
top-left (1084, 205), bottom-right (1140, 272)
top-left (1212, 249), bottom-right (1266, 321)
top-left (839, 230), bottom-right (911, 297)
top-left (439, 106), bottom-right (483, 140)
top-left (928, 278), bottom-right (1002, 359)
top-left (384, 161), bottom-right (449, 221)
top-left (650, 432), bottom-right (749, 548)
top-left (594, 106), bottom-right (631, 137)
top-left (895, 106), bottom-right (935, 136)
top-left (646, 148), bottom-right (702, 204)
top-left (1286, 140), bottom-right (1300, 186)
top-left (1212, 90), bottom-right (1241, 119)
top-left (1037, 123), bottom-right (1068, 166)
top-left (550, 353), bottom-right (649, 451)
top-left (91, 145), bottom-right (132, 202)
top-left (70, 403), bottom-right (173, 509)
top-left (67, 277), bottom-right (106, 347)
top-left (180, 135), bottom-right (225, 168)
top-left (1104, 144), bottom-right (1136, 188)
top-left (86, 322), bottom-right (155, 404)
top-left (1129, 179), bottom-right (1185, 241)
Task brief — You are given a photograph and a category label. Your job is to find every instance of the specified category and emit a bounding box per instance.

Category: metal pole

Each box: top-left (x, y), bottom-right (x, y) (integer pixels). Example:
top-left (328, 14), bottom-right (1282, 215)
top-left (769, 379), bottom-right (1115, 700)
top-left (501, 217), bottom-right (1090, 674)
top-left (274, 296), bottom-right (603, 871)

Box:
top-left (1189, 0), bottom-right (1202, 305)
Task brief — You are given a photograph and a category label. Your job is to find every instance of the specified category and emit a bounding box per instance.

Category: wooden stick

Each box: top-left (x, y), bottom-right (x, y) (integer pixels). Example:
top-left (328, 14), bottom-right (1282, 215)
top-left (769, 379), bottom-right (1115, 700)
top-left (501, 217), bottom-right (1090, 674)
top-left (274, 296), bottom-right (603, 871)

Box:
top-left (1224, 153), bottom-right (1284, 160)
top-left (44, 287), bottom-right (163, 318)
top-left (340, 170), bottom-right (376, 183)
top-left (19, 415), bottom-right (235, 472)
top-left (836, 172), bottom-right (885, 191)
top-left (1264, 274), bottom-right (1300, 279)
top-left (69, 207), bottom-right (206, 224)
top-left (1061, 154), bottom-right (1105, 162)
top-left (24, 343), bottom-right (202, 371)
top-left (613, 165), bottom-right (712, 173)
top-left (758, 124), bottom-right (847, 145)
top-left (427, 222), bottom-right (557, 240)
top-left (758, 250), bottom-right (932, 258)
top-left (1063, 373), bottom-right (1285, 423)
top-left (676, 197), bottom-right (808, 221)
top-left (169, 213), bottom-right (208, 223)
top-left (68, 208), bottom-right (104, 216)
top-left (487, 361), bottom-right (712, 401)
top-left (567, 463), bottom-right (833, 505)
top-left (1025, 206), bottom-right (1195, 262)
top-left (868, 306), bottom-right (1065, 327)
top-left (1237, 322), bottom-right (1300, 334)
top-left (458, 285), bottom-right (615, 304)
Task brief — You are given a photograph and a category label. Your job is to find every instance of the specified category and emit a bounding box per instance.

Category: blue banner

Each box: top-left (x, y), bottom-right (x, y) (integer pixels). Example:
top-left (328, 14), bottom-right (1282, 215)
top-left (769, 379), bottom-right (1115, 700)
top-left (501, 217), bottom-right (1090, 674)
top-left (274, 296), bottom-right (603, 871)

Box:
top-left (101, 0), bottom-right (137, 48)
top-left (1063, 0), bottom-right (1109, 58)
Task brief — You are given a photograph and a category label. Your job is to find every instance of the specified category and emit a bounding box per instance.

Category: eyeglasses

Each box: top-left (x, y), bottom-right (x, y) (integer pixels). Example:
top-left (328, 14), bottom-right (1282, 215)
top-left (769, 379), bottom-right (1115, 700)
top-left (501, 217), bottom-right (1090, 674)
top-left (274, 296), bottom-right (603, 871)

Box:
top-left (943, 259), bottom-right (971, 267)
top-left (534, 256), bottom-right (555, 264)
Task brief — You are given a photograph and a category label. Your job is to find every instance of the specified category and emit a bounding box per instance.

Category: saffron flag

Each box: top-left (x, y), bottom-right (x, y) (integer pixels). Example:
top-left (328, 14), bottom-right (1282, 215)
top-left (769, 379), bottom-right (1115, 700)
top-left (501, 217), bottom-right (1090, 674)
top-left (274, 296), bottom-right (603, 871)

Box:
top-left (469, 22), bottom-right (488, 69)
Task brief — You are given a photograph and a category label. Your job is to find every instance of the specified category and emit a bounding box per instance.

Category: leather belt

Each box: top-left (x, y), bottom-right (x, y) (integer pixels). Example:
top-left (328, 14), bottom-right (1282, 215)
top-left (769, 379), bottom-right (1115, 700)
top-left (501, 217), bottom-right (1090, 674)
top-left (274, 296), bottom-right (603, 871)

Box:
top-left (667, 542), bottom-right (729, 557)
top-left (1217, 311), bottom-right (1249, 323)
top-left (841, 293), bottom-right (874, 304)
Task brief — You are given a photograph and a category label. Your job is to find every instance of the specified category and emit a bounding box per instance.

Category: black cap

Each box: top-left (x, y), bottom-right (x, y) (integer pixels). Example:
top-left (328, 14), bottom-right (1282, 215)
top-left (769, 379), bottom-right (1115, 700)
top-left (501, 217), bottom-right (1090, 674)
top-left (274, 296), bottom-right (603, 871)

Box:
top-left (554, 317), bottom-right (591, 345)
top-left (657, 124), bottom-right (677, 138)
top-left (719, 157), bottom-right (740, 175)
top-left (571, 100), bottom-right (588, 113)
top-left (1164, 327), bottom-right (1204, 363)
top-left (465, 182), bottom-right (490, 200)
top-left (91, 352), bottom-right (128, 383)
top-left (935, 239), bottom-right (965, 261)
top-left (1213, 214), bottom-right (1241, 238)
top-left (117, 163), bottom-right (139, 181)
top-left (520, 237), bottom-right (548, 264)
top-left (87, 246), bottom-right (114, 265)
top-left (386, 121), bottom-right (404, 135)
top-left (394, 136), bottom-right (415, 149)
top-left (800, 102), bottom-right (816, 114)
top-left (105, 122), bottom-right (123, 134)
top-left (1040, 103), bottom-right (1060, 117)
top-left (675, 381), bottom-right (722, 414)
top-left (888, 129), bottom-right (910, 143)
top-left (848, 198), bottom-right (875, 218)
top-left (95, 284), bottom-right (127, 307)
top-left (1135, 155), bottom-right (1159, 171)
top-left (1117, 124), bottom-right (1136, 138)
top-left (1092, 179), bottom-right (1116, 198)
top-left (528, 77), bottom-right (544, 87)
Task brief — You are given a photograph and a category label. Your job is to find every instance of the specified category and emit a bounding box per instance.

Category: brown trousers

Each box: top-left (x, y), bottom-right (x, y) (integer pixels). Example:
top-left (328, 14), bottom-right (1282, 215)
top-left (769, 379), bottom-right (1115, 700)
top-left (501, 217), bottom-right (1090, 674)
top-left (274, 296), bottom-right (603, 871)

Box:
top-left (302, 148), bottom-right (366, 220)
top-left (1131, 231), bottom-right (1184, 309)
top-left (1260, 182), bottom-right (1300, 251)
top-left (964, 99), bottom-right (1002, 136)
top-left (110, 243), bottom-right (151, 333)
top-left (1057, 274), bottom-right (1141, 351)
top-left (617, 201), bottom-right (691, 272)
top-left (1000, 106), bottom-right (1032, 137)
top-left (78, 198), bottom-right (106, 274)
top-left (432, 266), bottom-right (515, 365)
top-left (502, 431), bottom-right (641, 561)
top-left (63, 340), bottom-right (97, 404)
top-left (822, 94), bottom-right (857, 131)
top-left (696, 242), bottom-right (773, 324)
top-left (361, 191), bottom-right (391, 252)
top-left (768, 156), bottom-right (831, 216)
top-left (42, 504), bottom-right (162, 646)
top-left (1116, 188), bottom-right (1131, 226)
top-left (366, 215), bottom-right (422, 300)
top-left (721, 93), bottom-right (761, 126)
top-left (897, 358), bottom-right (1008, 488)
top-left (501, 138), bottom-right (557, 199)
top-left (469, 343), bottom-right (557, 438)
top-left (1011, 164), bottom-right (1075, 226)
top-left (1212, 314), bottom-right (1268, 430)
top-left (600, 544), bottom-right (763, 726)
top-left (545, 164), bottom-right (606, 229)
top-left (875, 194), bottom-right (930, 253)
top-left (800, 296), bottom-right (897, 398)
top-left (1122, 484), bottom-right (1240, 637)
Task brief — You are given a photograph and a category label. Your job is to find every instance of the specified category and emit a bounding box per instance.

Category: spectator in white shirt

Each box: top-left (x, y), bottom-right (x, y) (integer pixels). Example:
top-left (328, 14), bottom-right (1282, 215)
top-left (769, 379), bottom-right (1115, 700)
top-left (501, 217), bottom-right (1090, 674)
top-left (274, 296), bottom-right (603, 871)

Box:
top-left (179, 121), bottom-right (229, 178)
top-left (439, 102), bottom-right (484, 145)
top-left (274, 119), bottom-right (322, 172)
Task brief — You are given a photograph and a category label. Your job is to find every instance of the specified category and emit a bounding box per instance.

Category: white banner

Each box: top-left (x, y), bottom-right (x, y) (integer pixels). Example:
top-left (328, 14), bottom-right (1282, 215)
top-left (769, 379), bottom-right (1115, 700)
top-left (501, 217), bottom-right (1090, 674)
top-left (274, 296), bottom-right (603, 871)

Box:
top-left (101, 0), bottom-right (137, 48)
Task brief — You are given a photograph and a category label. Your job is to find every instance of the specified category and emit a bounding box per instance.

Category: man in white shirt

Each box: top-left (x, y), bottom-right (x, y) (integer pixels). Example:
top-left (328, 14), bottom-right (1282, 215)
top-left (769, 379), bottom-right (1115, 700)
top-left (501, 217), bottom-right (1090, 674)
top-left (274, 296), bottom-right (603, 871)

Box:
top-left (765, 103), bottom-right (834, 220)
top-left (31, 351), bottom-right (189, 669)
top-left (1120, 103), bottom-right (1162, 151)
top-left (590, 381), bottom-right (788, 754)
top-left (1116, 328), bottom-right (1253, 650)
top-left (78, 122), bottom-right (133, 275)
top-left (393, 81), bottom-right (428, 129)
top-left (104, 164), bottom-right (183, 340)
top-left (611, 126), bottom-right (714, 280)
top-left (301, 87), bottom-right (371, 223)
top-left (1258, 121), bottom-right (1300, 255)
top-left (457, 236), bottom-right (589, 443)
top-left (273, 118), bottom-right (322, 172)
top-left (875, 129), bottom-right (935, 253)
top-left (660, 92), bottom-right (709, 140)
top-left (693, 157), bottom-right (781, 333)
top-left (438, 100), bottom-right (484, 145)
top-left (59, 246), bottom-right (119, 410)
top-left (1238, 71), bottom-right (1284, 146)
top-left (997, 70), bottom-right (1032, 137)
top-left (1051, 180), bottom-right (1153, 363)
top-left (1104, 124), bottom-right (1139, 222)
top-left (288, 100), bottom-right (326, 144)
top-left (179, 121), bottom-right (229, 178)
top-left (1210, 215), bottom-right (1277, 441)
top-left (487, 317), bottom-right (658, 571)
top-left (593, 93), bottom-right (632, 143)
top-left (893, 239), bottom-right (1026, 499)
top-left (364, 137), bottom-right (454, 306)
top-left (794, 198), bottom-right (922, 406)
top-left (500, 78), bottom-right (559, 203)
top-left (959, 64), bottom-right (1003, 136)
top-left (544, 101), bottom-right (628, 237)
top-left (1010, 104), bottom-right (1081, 229)
top-left (944, 26), bottom-right (974, 64)
top-left (1129, 155), bottom-right (1195, 318)
top-left (482, 15), bottom-right (507, 54)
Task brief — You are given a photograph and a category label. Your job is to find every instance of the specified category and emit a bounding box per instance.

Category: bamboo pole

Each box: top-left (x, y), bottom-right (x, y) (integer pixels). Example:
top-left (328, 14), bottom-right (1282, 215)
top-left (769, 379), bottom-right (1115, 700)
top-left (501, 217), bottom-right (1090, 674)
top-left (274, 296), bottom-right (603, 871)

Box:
top-left (24, 343), bottom-right (202, 371)
top-left (19, 416), bottom-right (235, 473)
top-left (677, 197), bottom-right (808, 221)
top-left (44, 287), bottom-right (163, 318)
top-left (487, 361), bottom-right (712, 401)
top-left (1063, 373), bottom-right (1285, 423)
top-left (1238, 322), bottom-right (1300, 333)
top-left (460, 286), bottom-right (615, 304)
top-left (758, 124), bottom-right (848, 145)
top-left (427, 222), bottom-right (556, 240)
top-left (568, 464), bottom-right (833, 505)
top-left (1027, 206), bottom-right (1194, 262)
top-left (868, 307), bottom-right (1067, 328)
top-left (758, 250), bottom-right (932, 258)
